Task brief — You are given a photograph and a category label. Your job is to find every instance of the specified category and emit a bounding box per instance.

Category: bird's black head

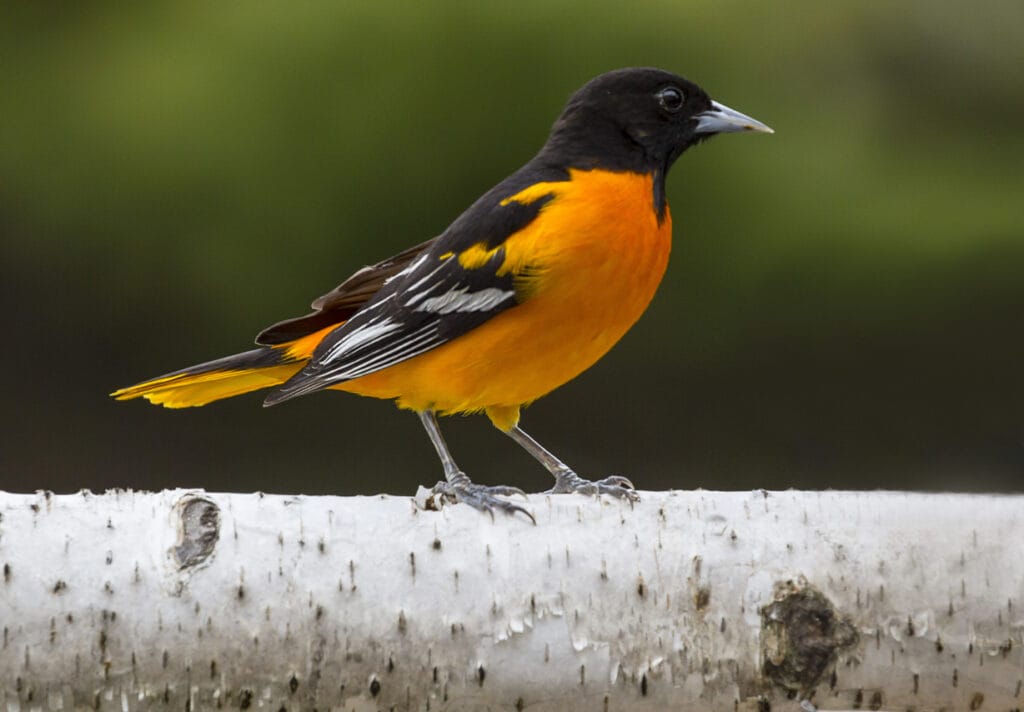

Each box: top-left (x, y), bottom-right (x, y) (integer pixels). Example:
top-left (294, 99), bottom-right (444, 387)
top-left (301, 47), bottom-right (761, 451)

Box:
top-left (539, 67), bottom-right (771, 176)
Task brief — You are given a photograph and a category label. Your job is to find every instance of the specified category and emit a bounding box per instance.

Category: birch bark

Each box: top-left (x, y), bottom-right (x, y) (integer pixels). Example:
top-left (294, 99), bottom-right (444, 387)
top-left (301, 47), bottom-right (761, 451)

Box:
top-left (0, 489), bottom-right (1021, 711)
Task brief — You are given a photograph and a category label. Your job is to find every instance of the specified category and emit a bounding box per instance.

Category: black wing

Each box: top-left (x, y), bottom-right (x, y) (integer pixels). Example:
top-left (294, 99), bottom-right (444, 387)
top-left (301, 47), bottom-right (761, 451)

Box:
top-left (256, 238), bottom-right (436, 345)
top-left (263, 164), bottom-right (566, 406)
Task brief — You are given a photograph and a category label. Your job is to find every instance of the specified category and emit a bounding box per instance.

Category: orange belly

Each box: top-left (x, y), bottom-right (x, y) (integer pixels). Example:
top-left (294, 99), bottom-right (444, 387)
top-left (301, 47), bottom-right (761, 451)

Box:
top-left (331, 168), bottom-right (672, 426)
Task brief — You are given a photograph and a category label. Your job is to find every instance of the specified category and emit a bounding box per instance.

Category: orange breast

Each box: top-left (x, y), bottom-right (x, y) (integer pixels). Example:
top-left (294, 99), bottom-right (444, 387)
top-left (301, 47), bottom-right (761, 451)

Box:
top-left (332, 168), bottom-right (672, 420)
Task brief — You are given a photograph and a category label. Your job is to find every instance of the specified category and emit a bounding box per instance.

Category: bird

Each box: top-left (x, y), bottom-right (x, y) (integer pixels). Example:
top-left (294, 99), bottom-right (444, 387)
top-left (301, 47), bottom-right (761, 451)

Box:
top-left (112, 67), bottom-right (772, 521)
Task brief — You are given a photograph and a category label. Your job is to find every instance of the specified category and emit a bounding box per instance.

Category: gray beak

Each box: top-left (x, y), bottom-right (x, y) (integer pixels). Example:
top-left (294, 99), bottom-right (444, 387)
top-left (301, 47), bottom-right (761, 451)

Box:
top-left (695, 100), bottom-right (773, 135)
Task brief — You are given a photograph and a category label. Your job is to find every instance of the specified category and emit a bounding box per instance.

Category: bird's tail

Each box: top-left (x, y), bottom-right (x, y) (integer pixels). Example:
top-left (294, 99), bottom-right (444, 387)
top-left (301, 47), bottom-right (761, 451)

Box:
top-left (110, 346), bottom-right (306, 409)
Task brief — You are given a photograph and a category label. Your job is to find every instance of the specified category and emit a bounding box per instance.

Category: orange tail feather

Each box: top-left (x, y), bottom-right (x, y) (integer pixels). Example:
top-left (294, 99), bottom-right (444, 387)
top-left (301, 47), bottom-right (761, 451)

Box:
top-left (111, 348), bottom-right (305, 409)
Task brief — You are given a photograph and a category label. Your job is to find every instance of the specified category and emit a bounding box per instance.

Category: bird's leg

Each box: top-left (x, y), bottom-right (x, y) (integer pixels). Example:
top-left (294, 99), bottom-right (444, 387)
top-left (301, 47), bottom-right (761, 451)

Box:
top-left (504, 425), bottom-right (639, 501)
top-left (418, 411), bottom-right (534, 522)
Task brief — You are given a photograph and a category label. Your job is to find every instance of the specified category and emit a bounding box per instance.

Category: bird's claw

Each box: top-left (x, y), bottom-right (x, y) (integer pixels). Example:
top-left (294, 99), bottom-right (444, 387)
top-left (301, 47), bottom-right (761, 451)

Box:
top-left (545, 472), bottom-right (639, 502)
top-left (430, 475), bottom-right (536, 524)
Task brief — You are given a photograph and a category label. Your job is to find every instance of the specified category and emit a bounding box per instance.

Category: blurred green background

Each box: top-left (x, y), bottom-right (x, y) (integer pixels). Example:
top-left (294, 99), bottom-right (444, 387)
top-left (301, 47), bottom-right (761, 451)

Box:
top-left (2, 1), bottom-right (1022, 495)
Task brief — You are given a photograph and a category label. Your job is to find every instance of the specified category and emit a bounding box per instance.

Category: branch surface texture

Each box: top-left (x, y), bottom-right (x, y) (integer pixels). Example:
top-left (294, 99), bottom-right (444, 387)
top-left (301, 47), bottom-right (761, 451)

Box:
top-left (0, 489), bottom-right (1021, 711)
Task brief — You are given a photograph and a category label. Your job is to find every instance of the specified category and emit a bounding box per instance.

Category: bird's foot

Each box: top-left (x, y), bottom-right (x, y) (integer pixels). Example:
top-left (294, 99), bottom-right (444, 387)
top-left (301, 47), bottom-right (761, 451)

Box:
top-left (544, 471), bottom-right (639, 502)
top-left (427, 472), bottom-right (535, 524)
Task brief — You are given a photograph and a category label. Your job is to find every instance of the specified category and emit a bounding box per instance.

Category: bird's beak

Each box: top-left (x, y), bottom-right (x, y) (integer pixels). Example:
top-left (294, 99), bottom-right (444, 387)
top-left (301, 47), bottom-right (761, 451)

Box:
top-left (694, 100), bottom-right (773, 135)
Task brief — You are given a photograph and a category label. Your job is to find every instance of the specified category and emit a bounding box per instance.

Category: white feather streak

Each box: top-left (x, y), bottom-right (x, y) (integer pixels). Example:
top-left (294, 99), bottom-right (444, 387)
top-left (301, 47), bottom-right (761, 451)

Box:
top-left (416, 287), bottom-right (514, 314)
top-left (322, 319), bottom-right (401, 363)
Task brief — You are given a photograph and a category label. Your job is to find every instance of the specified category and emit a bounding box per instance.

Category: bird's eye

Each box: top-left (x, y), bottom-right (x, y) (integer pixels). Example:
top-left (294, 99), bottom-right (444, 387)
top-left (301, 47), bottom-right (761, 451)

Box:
top-left (657, 86), bottom-right (684, 112)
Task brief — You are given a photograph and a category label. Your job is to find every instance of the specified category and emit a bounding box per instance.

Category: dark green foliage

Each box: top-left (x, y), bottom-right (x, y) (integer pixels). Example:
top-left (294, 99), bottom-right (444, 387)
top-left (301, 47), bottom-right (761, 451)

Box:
top-left (1, 2), bottom-right (1021, 493)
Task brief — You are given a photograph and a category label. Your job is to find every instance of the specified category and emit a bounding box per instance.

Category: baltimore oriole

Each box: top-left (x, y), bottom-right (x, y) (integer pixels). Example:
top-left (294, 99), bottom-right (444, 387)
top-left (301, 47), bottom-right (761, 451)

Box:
top-left (113, 67), bottom-right (771, 520)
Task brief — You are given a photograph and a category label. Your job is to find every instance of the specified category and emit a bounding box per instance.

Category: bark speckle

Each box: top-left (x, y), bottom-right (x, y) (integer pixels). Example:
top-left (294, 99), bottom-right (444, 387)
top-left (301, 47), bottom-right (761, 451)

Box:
top-left (694, 585), bottom-right (711, 611)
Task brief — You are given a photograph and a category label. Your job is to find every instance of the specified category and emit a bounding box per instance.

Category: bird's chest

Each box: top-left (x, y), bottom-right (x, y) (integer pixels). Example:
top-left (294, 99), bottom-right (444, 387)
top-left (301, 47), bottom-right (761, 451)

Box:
top-left (509, 170), bottom-right (672, 342)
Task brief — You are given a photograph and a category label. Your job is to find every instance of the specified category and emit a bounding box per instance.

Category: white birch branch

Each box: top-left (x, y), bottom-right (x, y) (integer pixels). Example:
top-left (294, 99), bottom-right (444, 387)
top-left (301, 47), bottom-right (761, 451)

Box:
top-left (0, 489), bottom-right (1021, 711)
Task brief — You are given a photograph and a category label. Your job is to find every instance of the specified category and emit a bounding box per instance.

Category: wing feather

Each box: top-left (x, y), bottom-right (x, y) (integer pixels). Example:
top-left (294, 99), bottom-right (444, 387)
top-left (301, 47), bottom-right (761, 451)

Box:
top-left (256, 238), bottom-right (436, 345)
top-left (264, 163), bottom-right (568, 405)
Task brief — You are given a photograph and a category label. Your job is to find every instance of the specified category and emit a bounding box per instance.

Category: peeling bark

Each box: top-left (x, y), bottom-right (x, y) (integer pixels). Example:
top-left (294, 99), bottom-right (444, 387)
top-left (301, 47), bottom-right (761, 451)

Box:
top-left (0, 489), bottom-right (1021, 711)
